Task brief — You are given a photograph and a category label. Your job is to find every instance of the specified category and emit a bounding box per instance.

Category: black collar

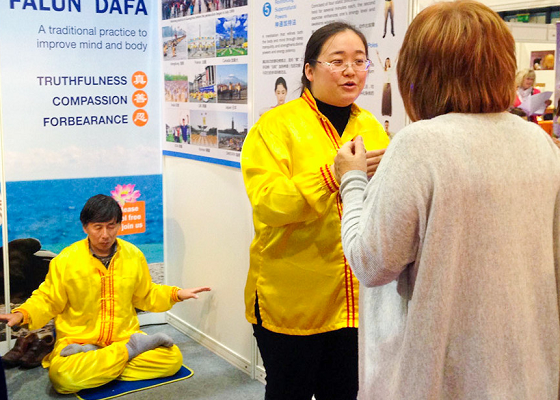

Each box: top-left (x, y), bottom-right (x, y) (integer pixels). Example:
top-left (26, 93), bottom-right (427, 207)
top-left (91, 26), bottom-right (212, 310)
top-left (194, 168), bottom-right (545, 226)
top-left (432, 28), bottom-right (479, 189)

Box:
top-left (314, 97), bottom-right (352, 137)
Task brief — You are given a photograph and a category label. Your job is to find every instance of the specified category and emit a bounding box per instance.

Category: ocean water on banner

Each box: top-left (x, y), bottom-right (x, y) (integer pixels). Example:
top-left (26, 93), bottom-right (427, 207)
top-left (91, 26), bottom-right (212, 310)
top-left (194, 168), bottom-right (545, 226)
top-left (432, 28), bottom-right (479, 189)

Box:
top-left (5, 174), bottom-right (163, 263)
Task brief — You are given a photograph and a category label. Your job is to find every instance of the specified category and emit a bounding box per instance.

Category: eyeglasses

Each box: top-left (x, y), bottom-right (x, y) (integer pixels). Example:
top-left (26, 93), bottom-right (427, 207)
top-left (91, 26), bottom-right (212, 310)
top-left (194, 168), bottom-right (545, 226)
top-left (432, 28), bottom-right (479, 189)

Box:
top-left (313, 59), bottom-right (371, 73)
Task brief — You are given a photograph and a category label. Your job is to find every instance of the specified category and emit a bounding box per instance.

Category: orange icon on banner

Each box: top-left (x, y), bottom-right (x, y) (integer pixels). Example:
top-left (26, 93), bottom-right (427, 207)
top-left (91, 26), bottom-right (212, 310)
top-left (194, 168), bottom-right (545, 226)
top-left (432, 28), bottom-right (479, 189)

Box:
top-left (119, 201), bottom-right (146, 235)
top-left (131, 71), bottom-right (148, 89)
top-left (132, 90), bottom-right (148, 108)
top-left (133, 109), bottom-right (148, 126)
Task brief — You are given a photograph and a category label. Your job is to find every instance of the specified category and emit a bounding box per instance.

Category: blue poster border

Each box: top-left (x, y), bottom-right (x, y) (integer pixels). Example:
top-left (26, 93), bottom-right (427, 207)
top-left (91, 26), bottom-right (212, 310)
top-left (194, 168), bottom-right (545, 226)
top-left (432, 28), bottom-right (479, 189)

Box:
top-left (163, 150), bottom-right (240, 169)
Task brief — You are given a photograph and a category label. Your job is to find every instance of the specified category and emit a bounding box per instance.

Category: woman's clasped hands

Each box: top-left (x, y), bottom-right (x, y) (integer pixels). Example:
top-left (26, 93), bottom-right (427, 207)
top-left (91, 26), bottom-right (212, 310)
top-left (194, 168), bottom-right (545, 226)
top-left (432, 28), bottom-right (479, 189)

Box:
top-left (334, 136), bottom-right (386, 183)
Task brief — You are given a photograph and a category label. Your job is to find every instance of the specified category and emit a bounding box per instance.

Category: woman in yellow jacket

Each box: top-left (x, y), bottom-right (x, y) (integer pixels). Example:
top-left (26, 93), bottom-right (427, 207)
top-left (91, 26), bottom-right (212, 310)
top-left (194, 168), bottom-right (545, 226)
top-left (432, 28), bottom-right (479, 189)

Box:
top-left (241, 22), bottom-right (389, 400)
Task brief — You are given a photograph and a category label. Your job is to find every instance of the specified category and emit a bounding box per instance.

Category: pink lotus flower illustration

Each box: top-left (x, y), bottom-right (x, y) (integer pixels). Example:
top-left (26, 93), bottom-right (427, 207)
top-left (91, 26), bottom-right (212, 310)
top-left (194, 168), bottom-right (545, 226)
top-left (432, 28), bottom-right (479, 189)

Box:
top-left (111, 184), bottom-right (141, 207)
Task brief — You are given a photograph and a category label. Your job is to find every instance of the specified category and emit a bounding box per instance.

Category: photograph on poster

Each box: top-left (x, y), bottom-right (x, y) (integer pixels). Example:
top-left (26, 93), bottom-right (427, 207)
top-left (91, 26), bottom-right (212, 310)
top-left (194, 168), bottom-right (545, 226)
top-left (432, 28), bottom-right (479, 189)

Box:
top-left (531, 50), bottom-right (555, 70)
top-left (190, 65), bottom-right (216, 103)
top-left (216, 14), bottom-right (248, 57)
top-left (258, 76), bottom-right (294, 116)
top-left (165, 73), bottom-right (189, 102)
top-left (217, 112), bottom-right (247, 151)
top-left (383, 119), bottom-right (394, 139)
top-left (190, 110), bottom-right (218, 147)
top-left (162, 24), bottom-right (187, 60)
top-left (381, 0), bottom-right (396, 38)
top-left (162, 0), bottom-right (248, 20)
top-left (165, 107), bottom-right (191, 144)
top-left (217, 64), bottom-right (247, 104)
top-left (187, 19), bottom-right (216, 59)
top-left (375, 49), bottom-right (397, 117)
top-left (228, 0), bottom-right (248, 8)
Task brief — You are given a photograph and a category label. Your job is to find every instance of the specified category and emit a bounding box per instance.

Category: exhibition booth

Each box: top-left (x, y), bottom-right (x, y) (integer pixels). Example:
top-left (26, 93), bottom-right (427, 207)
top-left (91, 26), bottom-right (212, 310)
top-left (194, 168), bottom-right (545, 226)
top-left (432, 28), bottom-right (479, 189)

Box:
top-left (0, 0), bottom-right (557, 389)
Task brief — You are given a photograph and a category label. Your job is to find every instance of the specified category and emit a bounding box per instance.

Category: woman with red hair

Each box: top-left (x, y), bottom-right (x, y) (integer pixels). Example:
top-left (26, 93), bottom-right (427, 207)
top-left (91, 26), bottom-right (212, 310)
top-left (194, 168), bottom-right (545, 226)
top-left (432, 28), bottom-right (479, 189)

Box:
top-left (335, 1), bottom-right (560, 398)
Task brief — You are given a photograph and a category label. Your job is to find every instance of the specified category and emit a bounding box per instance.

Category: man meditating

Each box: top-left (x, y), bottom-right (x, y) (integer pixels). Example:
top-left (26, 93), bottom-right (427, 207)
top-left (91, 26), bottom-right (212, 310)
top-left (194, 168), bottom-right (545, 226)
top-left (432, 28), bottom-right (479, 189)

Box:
top-left (0, 194), bottom-right (210, 394)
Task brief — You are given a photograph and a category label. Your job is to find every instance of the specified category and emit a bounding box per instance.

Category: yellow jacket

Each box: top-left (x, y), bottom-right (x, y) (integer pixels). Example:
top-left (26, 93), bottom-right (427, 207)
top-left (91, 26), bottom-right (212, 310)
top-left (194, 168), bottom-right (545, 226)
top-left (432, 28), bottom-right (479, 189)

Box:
top-left (14, 238), bottom-right (180, 365)
top-left (241, 89), bottom-right (389, 335)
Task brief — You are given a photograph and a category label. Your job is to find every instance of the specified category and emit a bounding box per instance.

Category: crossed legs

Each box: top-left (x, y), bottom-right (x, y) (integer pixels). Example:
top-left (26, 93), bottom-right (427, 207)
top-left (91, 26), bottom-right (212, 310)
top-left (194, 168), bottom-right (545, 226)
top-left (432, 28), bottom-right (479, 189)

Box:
top-left (48, 335), bottom-right (183, 394)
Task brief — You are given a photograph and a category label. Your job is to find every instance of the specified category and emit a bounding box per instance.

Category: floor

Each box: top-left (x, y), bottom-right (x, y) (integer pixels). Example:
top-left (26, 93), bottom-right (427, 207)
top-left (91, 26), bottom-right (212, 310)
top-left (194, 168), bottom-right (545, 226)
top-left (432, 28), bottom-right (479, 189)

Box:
top-left (4, 324), bottom-right (265, 400)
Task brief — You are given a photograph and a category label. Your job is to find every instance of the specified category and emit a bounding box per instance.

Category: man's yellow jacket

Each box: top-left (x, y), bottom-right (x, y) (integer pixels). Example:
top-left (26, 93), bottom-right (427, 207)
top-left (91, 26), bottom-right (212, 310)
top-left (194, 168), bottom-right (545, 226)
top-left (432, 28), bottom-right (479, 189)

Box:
top-left (14, 238), bottom-right (180, 366)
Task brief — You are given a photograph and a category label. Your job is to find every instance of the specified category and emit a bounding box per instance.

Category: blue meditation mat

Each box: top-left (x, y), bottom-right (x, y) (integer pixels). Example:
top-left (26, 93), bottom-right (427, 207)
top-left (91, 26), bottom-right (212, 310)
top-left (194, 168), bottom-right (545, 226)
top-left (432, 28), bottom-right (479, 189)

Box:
top-left (75, 365), bottom-right (194, 400)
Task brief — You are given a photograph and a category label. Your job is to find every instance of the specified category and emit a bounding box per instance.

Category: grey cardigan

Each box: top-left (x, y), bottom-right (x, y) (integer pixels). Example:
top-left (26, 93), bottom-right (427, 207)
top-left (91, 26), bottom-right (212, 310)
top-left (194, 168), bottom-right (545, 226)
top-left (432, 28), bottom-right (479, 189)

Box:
top-left (341, 112), bottom-right (560, 399)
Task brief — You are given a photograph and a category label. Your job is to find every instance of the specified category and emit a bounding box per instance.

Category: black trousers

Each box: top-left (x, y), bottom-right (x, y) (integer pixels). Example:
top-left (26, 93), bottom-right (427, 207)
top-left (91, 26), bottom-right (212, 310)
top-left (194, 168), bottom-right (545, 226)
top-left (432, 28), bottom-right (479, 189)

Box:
top-left (253, 324), bottom-right (358, 400)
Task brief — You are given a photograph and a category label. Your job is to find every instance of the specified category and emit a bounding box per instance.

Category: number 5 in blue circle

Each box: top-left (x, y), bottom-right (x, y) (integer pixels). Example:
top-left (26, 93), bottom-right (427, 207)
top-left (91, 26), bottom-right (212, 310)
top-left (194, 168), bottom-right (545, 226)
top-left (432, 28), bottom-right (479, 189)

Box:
top-left (263, 2), bottom-right (271, 17)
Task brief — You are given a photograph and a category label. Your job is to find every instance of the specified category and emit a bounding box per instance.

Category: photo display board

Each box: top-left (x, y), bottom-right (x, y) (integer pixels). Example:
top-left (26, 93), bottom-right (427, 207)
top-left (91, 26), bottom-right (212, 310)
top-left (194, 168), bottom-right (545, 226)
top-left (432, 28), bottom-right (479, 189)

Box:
top-left (161, 0), bottom-right (407, 167)
top-left (161, 1), bottom-right (250, 168)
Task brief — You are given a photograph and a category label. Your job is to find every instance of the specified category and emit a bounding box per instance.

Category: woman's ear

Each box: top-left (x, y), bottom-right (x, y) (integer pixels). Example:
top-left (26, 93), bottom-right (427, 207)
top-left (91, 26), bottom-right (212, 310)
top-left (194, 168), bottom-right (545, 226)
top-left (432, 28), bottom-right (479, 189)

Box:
top-left (304, 63), bottom-right (314, 83)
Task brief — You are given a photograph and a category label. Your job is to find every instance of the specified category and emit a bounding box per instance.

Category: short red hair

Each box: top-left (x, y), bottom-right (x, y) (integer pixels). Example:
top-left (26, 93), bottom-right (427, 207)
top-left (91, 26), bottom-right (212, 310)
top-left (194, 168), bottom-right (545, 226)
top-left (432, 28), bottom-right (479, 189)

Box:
top-left (397, 0), bottom-right (516, 122)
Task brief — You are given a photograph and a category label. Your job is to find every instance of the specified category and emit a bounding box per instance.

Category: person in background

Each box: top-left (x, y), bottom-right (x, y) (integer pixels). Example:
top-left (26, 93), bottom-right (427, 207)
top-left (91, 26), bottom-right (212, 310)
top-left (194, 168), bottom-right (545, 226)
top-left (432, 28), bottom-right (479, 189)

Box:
top-left (242, 22), bottom-right (388, 400)
top-left (334, 1), bottom-right (560, 399)
top-left (235, 82), bottom-right (242, 100)
top-left (513, 68), bottom-right (551, 123)
top-left (543, 53), bottom-right (555, 70)
top-left (509, 107), bottom-right (528, 120)
top-left (180, 117), bottom-right (189, 143)
top-left (533, 57), bottom-right (542, 70)
top-left (0, 195), bottom-right (210, 394)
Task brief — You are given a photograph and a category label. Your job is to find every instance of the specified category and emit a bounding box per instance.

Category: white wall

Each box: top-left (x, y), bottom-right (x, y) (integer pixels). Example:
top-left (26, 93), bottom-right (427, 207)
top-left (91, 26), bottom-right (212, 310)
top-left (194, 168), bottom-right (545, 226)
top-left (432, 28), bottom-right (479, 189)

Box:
top-left (484, 0), bottom-right (558, 12)
top-left (163, 156), bottom-right (255, 374)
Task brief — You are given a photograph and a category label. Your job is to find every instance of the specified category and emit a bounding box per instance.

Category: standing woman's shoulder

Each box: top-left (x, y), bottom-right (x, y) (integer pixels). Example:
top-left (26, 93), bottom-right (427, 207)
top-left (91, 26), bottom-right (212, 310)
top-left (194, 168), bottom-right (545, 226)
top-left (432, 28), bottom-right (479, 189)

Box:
top-left (351, 105), bottom-right (389, 147)
top-left (243, 96), bottom-right (307, 152)
top-left (352, 104), bottom-right (383, 128)
top-left (251, 96), bottom-right (310, 132)
top-left (255, 96), bottom-right (306, 125)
